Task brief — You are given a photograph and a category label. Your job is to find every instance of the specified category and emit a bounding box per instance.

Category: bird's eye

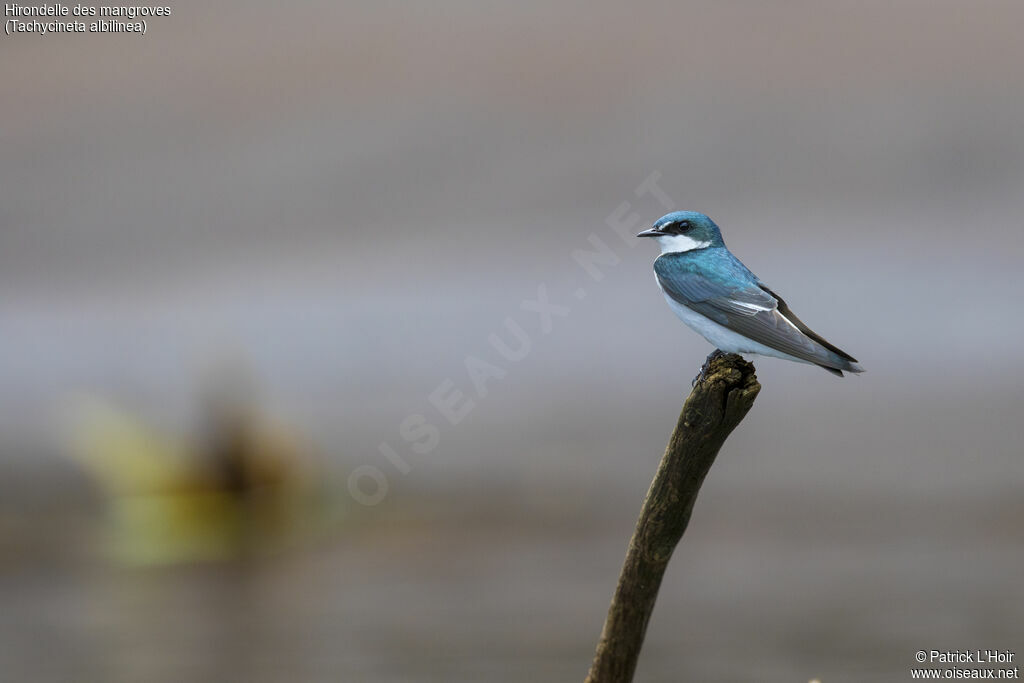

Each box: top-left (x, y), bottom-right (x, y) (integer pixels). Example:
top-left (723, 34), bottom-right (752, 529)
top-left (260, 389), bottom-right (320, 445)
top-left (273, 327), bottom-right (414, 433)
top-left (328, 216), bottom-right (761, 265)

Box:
top-left (677, 220), bottom-right (690, 231)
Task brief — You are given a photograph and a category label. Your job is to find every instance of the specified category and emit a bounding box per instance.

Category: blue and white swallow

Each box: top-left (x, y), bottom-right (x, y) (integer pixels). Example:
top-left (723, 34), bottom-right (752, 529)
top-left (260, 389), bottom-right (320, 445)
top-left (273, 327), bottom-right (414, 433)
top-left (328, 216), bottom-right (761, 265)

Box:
top-left (638, 211), bottom-right (863, 377)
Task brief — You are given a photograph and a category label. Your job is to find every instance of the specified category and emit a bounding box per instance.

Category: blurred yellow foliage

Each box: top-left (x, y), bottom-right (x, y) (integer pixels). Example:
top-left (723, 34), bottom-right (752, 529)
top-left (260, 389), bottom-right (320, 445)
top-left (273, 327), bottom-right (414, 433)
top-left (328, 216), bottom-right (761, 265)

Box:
top-left (67, 394), bottom-right (325, 566)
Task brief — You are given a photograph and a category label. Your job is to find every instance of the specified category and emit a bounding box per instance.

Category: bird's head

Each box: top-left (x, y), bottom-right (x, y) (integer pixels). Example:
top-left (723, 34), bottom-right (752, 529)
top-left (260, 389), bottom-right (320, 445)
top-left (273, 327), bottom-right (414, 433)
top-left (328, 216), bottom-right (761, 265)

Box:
top-left (637, 211), bottom-right (724, 254)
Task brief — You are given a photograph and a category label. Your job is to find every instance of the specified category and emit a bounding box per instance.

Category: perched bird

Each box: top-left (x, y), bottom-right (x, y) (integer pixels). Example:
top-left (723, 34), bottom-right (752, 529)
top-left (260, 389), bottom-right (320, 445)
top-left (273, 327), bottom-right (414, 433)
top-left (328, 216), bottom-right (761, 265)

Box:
top-left (638, 211), bottom-right (863, 377)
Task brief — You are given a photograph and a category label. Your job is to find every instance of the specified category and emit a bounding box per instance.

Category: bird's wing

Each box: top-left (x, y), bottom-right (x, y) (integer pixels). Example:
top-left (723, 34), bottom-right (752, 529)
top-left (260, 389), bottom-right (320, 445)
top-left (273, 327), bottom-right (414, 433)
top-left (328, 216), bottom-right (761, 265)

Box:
top-left (757, 284), bottom-right (860, 364)
top-left (656, 267), bottom-right (777, 316)
top-left (654, 257), bottom-right (856, 369)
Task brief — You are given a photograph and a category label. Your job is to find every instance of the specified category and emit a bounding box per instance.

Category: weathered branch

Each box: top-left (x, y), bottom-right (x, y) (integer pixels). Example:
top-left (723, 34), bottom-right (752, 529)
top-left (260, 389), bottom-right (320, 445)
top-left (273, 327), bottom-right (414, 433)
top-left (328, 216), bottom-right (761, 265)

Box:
top-left (585, 352), bottom-right (761, 683)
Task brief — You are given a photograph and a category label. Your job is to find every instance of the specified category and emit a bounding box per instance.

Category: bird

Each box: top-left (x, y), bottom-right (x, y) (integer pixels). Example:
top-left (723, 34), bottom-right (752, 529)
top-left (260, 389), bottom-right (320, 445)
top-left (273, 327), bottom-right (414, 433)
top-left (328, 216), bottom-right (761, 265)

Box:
top-left (637, 211), bottom-right (863, 377)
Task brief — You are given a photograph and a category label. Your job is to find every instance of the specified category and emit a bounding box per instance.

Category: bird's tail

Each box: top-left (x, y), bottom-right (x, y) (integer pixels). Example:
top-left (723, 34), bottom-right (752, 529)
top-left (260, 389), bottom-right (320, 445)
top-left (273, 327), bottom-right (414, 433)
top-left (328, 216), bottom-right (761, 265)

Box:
top-left (817, 358), bottom-right (865, 377)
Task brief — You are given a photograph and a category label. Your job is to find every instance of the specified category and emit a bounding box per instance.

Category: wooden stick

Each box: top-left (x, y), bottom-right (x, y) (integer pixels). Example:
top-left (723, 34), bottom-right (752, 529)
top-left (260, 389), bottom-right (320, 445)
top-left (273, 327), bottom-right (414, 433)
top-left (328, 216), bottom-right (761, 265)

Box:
top-left (585, 352), bottom-right (761, 683)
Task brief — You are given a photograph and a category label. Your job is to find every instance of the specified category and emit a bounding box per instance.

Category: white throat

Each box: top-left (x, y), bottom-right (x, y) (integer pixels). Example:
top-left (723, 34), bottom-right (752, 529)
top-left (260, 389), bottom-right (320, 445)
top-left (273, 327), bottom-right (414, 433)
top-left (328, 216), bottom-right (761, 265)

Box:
top-left (655, 233), bottom-right (712, 254)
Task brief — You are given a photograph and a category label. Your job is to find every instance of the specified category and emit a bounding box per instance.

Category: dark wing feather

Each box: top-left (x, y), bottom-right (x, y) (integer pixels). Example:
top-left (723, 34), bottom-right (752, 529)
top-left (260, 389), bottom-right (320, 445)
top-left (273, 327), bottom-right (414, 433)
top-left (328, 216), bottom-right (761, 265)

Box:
top-left (757, 285), bottom-right (860, 363)
top-left (654, 256), bottom-right (859, 372)
top-left (684, 297), bottom-right (838, 367)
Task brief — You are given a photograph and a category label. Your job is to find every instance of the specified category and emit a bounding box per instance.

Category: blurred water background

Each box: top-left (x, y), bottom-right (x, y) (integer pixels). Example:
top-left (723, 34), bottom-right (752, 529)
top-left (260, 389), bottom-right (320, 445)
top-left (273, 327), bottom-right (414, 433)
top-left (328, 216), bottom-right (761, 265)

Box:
top-left (1, 2), bottom-right (1022, 681)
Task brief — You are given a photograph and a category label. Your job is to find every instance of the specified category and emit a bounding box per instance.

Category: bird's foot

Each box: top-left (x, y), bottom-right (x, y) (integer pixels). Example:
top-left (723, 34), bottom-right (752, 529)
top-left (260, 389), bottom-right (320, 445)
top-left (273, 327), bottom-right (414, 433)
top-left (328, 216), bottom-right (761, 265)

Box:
top-left (692, 349), bottom-right (728, 387)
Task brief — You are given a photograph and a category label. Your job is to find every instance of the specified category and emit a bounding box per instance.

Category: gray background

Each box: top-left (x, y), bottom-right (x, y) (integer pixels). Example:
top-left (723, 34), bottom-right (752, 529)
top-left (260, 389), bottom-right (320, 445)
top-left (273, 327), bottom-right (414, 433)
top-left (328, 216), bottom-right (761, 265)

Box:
top-left (1, 2), bottom-right (1022, 681)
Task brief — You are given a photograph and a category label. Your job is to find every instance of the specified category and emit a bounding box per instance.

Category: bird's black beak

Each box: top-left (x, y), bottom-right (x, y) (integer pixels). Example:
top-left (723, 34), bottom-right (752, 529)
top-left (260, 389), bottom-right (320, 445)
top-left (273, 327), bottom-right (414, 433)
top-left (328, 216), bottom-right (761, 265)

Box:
top-left (636, 228), bottom-right (663, 238)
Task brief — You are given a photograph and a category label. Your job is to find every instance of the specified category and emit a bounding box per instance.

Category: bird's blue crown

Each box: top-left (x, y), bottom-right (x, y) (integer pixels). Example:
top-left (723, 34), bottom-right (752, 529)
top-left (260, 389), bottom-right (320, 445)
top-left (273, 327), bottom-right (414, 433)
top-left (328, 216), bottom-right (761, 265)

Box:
top-left (650, 211), bottom-right (724, 248)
